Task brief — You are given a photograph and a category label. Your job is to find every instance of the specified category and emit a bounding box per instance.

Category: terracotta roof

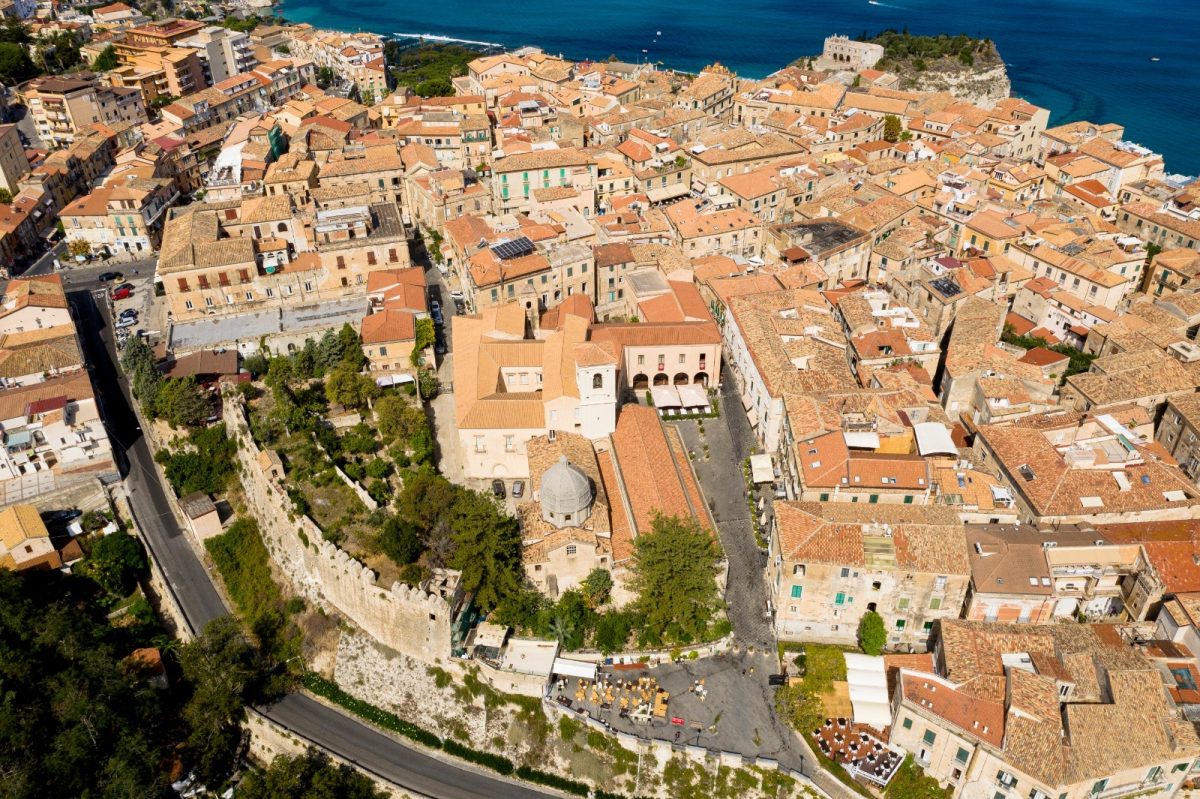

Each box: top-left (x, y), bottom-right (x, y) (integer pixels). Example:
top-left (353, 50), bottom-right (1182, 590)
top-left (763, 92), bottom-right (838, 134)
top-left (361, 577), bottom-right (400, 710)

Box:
top-left (360, 309), bottom-right (416, 345)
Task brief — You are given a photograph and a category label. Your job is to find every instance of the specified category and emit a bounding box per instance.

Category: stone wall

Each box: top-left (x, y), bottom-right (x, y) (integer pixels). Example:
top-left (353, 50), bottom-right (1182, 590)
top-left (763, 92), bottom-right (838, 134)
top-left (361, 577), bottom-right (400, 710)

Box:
top-left (224, 396), bottom-right (453, 666)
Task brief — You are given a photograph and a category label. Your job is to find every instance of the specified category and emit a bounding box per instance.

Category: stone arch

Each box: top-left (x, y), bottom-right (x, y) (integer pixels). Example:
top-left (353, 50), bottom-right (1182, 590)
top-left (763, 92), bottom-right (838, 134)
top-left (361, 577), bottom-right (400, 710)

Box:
top-left (653, 373), bottom-right (669, 386)
top-left (673, 372), bottom-right (689, 385)
top-left (632, 373), bottom-right (649, 390)
top-left (693, 371), bottom-right (709, 387)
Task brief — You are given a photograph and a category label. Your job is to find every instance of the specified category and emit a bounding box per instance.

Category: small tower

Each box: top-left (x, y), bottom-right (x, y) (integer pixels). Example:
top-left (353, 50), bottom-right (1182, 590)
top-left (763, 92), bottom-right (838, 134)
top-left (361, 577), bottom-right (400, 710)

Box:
top-left (575, 344), bottom-right (618, 438)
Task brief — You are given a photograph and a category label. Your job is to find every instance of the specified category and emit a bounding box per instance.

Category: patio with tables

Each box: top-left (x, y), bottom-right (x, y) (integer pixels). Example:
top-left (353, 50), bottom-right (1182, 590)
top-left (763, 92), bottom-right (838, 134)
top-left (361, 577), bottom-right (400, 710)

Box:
top-left (812, 717), bottom-right (904, 788)
top-left (650, 384), bottom-right (711, 417)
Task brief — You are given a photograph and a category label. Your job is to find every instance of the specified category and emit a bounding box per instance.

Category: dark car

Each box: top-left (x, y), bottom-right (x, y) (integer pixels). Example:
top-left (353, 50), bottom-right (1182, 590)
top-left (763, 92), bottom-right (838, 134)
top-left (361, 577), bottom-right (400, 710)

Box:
top-left (511, 480), bottom-right (525, 498)
top-left (98, 271), bottom-right (123, 282)
top-left (491, 479), bottom-right (506, 499)
top-left (453, 299), bottom-right (466, 314)
top-left (112, 286), bottom-right (132, 300)
top-left (40, 509), bottom-right (81, 526)
top-left (112, 282), bottom-right (134, 293)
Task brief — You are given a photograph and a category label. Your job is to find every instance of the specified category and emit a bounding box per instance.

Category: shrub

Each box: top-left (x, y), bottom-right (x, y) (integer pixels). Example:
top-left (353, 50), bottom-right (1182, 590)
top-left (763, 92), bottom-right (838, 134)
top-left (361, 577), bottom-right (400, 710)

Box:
top-left (514, 766), bottom-right (588, 796)
top-left (442, 739), bottom-right (514, 774)
top-left (301, 673), bottom-right (442, 748)
top-left (857, 611), bottom-right (887, 656)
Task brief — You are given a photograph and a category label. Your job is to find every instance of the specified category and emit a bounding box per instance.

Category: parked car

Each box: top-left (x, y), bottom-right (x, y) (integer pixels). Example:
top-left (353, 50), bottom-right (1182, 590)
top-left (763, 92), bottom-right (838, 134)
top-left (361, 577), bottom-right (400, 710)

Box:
top-left (491, 479), bottom-right (506, 499)
top-left (511, 480), bottom-right (525, 498)
top-left (98, 271), bottom-right (123, 282)
top-left (431, 303), bottom-right (444, 325)
top-left (111, 286), bottom-right (132, 300)
top-left (450, 289), bottom-right (464, 300)
top-left (40, 509), bottom-right (81, 526)
top-left (453, 299), bottom-right (466, 314)
top-left (118, 309), bottom-right (138, 321)
top-left (112, 282), bottom-right (134, 293)
top-left (115, 316), bottom-right (137, 329)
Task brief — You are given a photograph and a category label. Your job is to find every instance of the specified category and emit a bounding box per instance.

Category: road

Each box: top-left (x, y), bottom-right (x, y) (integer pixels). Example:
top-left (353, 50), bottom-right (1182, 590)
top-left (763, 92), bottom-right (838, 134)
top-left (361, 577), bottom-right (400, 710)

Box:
top-left (72, 282), bottom-right (555, 799)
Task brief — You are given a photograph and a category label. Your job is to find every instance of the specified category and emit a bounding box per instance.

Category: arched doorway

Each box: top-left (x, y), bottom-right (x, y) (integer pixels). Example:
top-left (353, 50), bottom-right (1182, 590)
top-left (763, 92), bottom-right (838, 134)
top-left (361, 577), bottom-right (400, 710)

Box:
top-left (632, 373), bottom-right (649, 390)
top-left (693, 371), bottom-right (708, 387)
top-left (653, 373), bottom-right (669, 386)
top-left (673, 372), bottom-right (689, 385)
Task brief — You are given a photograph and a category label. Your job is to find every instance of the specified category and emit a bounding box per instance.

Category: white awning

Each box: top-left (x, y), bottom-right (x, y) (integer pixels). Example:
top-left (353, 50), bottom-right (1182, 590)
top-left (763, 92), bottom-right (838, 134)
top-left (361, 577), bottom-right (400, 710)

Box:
top-left (913, 422), bottom-right (958, 457)
top-left (651, 385), bottom-right (681, 408)
top-left (844, 652), bottom-right (891, 728)
top-left (677, 384), bottom-right (708, 408)
top-left (647, 183), bottom-right (691, 203)
top-left (552, 657), bottom-right (597, 680)
top-left (750, 454), bottom-right (775, 484)
top-left (745, 406), bottom-right (759, 427)
top-left (375, 372), bottom-right (415, 387)
top-left (843, 431), bottom-right (880, 450)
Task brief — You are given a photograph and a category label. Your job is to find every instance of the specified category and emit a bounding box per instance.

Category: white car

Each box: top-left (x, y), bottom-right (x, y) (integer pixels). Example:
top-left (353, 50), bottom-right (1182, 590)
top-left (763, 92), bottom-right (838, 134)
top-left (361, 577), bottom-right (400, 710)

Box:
top-left (115, 316), bottom-right (137, 329)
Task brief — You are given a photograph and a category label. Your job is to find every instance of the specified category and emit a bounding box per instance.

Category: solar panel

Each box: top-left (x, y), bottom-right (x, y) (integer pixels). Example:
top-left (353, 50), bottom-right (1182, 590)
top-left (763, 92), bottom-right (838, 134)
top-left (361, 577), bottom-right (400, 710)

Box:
top-left (930, 277), bottom-right (962, 298)
top-left (490, 236), bottom-right (535, 260)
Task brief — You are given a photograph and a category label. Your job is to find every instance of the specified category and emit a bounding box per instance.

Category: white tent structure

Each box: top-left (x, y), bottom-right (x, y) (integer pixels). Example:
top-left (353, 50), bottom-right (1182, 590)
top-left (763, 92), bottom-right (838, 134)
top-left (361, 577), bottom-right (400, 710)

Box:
top-left (843, 652), bottom-right (890, 728)
top-left (552, 657), bottom-right (597, 681)
top-left (913, 422), bottom-right (958, 457)
top-left (650, 385), bottom-right (681, 408)
top-left (750, 454), bottom-right (775, 484)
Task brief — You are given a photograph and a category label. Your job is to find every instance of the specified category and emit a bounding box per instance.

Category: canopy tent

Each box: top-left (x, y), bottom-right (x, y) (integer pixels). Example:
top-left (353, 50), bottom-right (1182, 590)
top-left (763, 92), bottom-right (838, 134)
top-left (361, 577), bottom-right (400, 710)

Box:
top-left (750, 454), bottom-right (775, 484)
top-left (677, 384), bottom-right (709, 409)
top-left (843, 652), bottom-right (891, 728)
top-left (913, 422), bottom-right (958, 457)
top-left (552, 657), bottom-right (597, 681)
top-left (651, 385), bottom-right (681, 408)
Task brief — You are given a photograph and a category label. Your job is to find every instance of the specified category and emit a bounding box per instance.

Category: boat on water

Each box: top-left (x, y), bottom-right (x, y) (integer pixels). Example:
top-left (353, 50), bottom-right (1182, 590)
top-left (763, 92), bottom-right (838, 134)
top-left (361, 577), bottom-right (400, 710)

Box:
top-left (1150, 56), bottom-right (1161, 62)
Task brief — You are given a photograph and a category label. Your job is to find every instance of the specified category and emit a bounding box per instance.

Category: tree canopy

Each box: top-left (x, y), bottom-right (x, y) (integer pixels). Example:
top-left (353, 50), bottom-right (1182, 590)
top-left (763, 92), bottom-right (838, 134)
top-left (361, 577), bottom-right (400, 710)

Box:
top-left (857, 611), bottom-right (887, 656)
top-left (629, 514), bottom-right (722, 645)
top-left (237, 750), bottom-right (386, 799)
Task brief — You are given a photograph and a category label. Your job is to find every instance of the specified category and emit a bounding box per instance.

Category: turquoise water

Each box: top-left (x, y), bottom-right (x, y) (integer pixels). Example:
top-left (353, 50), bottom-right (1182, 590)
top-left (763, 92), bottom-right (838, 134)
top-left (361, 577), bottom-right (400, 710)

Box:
top-left (277, 0), bottom-right (1200, 176)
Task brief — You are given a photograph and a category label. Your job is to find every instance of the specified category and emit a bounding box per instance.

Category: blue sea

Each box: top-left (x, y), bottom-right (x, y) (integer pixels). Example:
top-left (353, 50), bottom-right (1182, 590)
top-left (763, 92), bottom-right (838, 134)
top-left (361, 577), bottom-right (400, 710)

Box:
top-left (276, 0), bottom-right (1200, 176)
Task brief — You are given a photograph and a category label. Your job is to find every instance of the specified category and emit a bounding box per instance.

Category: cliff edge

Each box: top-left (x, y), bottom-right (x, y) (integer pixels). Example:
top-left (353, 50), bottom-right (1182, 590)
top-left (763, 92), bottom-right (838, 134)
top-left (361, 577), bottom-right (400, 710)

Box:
top-left (870, 31), bottom-right (1011, 108)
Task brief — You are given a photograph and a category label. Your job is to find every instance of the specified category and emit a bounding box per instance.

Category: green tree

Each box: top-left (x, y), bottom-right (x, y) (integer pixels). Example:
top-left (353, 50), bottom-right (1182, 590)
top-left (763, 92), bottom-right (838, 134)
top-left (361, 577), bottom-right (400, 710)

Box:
top-left (883, 114), bottom-right (903, 143)
top-left (91, 43), bottom-right (118, 71)
top-left (316, 66), bottom-right (336, 88)
top-left (0, 188), bottom-right (12, 204)
top-left (543, 590), bottom-right (593, 651)
top-left (325, 365), bottom-right (378, 409)
top-left (395, 467), bottom-right (459, 531)
top-left (337, 322), bottom-right (367, 371)
top-left (580, 568), bottom-right (613, 609)
top-left (594, 611), bottom-right (633, 654)
top-left (154, 376), bottom-right (211, 428)
top-left (81, 530), bottom-right (146, 600)
top-left (179, 616), bottom-right (262, 784)
top-left (414, 77), bottom-right (453, 97)
top-left (411, 317), bottom-right (435, 366)
top-left (374, 393), bottom-right (426, 442)
top-left (629, 514), bottom-right (721, 645)
top-left (0, 17), bottom-right (31, 44)
top-left (238, 750), bottom-right (386, 799)
top-left (857, 610), bottom-right (887, 656)
top-left (0, 41), bottom-right (38, 84)
top-left (447, 489), bottom-right (523, 610)
top-left (379, 516), bottom-right (422, 565)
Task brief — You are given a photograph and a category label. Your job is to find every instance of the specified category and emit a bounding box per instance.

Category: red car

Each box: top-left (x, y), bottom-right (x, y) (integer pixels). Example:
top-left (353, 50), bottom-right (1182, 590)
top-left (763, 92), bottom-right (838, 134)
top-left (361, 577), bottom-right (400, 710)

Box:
top-left (111, 286), bottom-right (132, 300)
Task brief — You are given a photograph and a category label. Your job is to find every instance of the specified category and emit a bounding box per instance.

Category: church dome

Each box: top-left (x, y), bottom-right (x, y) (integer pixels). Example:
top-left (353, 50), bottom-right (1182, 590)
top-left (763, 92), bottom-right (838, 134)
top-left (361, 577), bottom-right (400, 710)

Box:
top-left (540, 455), bottom-right (593, 528)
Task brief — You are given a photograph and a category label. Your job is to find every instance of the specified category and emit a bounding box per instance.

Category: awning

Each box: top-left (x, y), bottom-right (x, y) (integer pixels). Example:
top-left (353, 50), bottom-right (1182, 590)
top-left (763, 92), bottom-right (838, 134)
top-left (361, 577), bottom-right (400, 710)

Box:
top-left (745, 406), bottom-right (759, 427)
top-left (844, 652), bottom-right (891, 728)
top-left (750, 454), bottom-right (775, 484)
top-left (913, 422), bottom-right (958, 457)
top-left (375, 372), bottom-right (415, 387)
top-left (552, 657), bottom-right (597, 680)
top-left (647, 183), bottom-right (691, 203)
top-left (651, 385), bottom-right (681, 408)
top-left (843, 431), bottom-right (880, 450)
top-left (677, 384), bottom-right (708, 408)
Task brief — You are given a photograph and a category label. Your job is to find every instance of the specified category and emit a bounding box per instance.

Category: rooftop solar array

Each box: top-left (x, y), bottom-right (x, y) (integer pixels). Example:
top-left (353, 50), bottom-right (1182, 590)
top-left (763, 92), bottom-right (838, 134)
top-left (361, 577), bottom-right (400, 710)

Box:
top-left (491, 236), bottom-right (535, 260)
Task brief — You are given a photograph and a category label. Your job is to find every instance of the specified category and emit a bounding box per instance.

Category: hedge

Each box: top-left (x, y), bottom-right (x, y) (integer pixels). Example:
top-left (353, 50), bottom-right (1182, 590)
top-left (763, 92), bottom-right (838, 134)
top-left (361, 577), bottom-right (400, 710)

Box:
top-left (301, 673), bottom-right (443, 749)
top-left (515, 766), bottom-right (589, 796)
top-left (443, 738), bottom-right (514, 775)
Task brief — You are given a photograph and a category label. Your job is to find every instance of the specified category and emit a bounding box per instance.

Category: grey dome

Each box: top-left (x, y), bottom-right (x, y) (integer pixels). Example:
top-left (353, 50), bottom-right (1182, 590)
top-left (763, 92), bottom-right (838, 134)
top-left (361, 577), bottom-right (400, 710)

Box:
top-left (540, 456), bottom-right (593, 528)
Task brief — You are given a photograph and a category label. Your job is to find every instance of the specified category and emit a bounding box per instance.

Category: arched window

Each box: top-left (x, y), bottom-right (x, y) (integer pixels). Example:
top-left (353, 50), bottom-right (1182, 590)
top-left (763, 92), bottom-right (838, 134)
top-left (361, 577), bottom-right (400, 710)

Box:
top-left (277, 222), bottom-right (287, 233)
top-left (592, 373), bottom-right (603, 390)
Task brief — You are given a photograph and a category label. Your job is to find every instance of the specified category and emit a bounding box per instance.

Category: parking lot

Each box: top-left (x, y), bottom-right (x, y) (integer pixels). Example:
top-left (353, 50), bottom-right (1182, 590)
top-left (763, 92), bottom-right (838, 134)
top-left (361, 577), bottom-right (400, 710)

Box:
top-left (103, 272), bottom-right (164, 351)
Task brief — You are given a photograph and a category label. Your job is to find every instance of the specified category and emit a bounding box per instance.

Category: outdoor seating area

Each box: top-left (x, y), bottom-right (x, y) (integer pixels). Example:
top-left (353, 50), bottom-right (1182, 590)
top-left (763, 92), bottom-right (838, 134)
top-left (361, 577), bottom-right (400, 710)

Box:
top-left (812, 718), bottom-right (903, 787)
top-left (649, 384), bottom-right (712, 417)
top-left (553, 673), bottom-right (672, 724)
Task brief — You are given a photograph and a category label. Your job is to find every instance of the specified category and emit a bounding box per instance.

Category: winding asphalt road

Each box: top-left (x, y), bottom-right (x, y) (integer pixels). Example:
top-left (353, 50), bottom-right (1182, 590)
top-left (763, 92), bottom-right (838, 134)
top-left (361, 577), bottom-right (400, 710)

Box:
top-left (71, 283), bottom-right (553, 799)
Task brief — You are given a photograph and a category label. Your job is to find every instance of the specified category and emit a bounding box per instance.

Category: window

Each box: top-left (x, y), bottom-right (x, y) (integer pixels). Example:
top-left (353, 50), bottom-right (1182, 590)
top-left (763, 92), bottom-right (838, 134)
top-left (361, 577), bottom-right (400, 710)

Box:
top-left (337, 255), bottom-right (345, 269)
top-left (378, 346), bottom-right (387, 356)
top-left (793, 564), bottom-right (805, 576)
top-left (1146, 766), bottom-right (1162, 782)
top-left (955, 747), bottom-right (969, 764)
top-left (593, 373), bottom-right (603, 389)
top-left (834, 592), bottom-right (846, 606)
top-left (304, 281), bottom-right (313, 292)
top-left (637, 354), bottom-right (645, 365)
top-left (923, 621), bottom-right (934, 632)
top-left (790, 585), bottom-right (803, 599)
top-left (474, 436), bottom-right (485, 453)
top-left (184, 300), bottom-right (194, 310)
top-left (504, 435), bottom-right (515, 452)
top-left (930, 597), bottom-right (942, 610)
top-left (901, 717), bottom-right (912, 730)
top-left (934, 575), bottom-right (947, 591)
top-left (922, 729), bottom-right (936, 745)
top-left (997, 770), bottom-right (1016, 788)
top-left (367, 251), bottom-right (376, 265)
top-left (840, 567), bottom-right (850, 578)
top-left (1090, 780), bottom-right (1107, 795)
top-left (895, 619), bottom-right (906, 630)
top-left (566, 544), bottom-right (577, 556)
top-left (678, 353), bottom-right (686, 364)
top-left (244, 291), bottom-right (253, 301)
